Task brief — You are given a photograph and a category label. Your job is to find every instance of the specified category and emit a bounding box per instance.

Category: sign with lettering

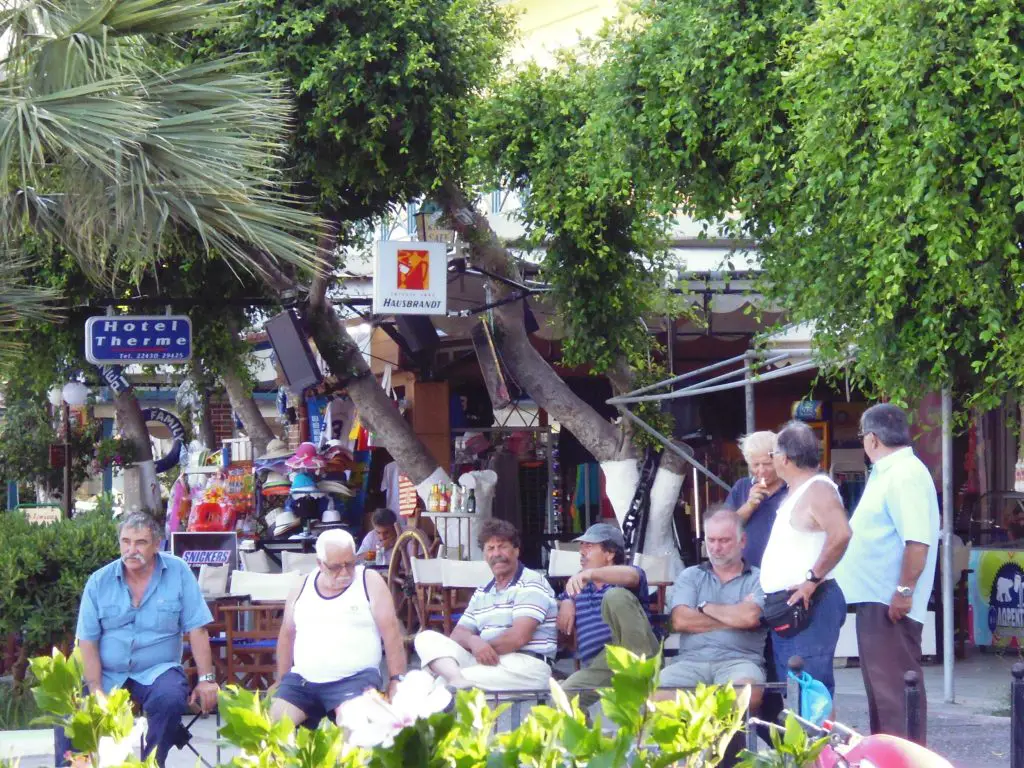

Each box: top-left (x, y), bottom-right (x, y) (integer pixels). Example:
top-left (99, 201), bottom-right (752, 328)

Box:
top-left (19, 505), bottom-right (62, 525)
top-left (171, 532), bottom-right (239, 574)
top-left (968, 549), bottom-right (1024, 649)
top-left (85, 315), bottom-right (192, 364)
top-left (373, 240), bottom-right (448, 315)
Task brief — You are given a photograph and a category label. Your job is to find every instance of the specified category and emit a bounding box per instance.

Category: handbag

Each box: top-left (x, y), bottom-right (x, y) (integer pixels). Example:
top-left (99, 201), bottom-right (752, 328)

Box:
top-left (762, 589), bottom-right (810, 638)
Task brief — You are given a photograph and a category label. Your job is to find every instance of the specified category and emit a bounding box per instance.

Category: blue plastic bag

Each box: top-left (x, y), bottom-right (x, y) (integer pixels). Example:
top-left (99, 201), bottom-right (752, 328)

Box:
top-left (788, 669), bottom-right (833, 726)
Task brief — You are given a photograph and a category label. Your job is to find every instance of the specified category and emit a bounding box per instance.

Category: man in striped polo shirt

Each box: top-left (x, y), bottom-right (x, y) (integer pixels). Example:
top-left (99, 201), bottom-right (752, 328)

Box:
top-left (415, 519), bottom-right (557, 691)
top-left (558, 523), bottom-right (659, 708)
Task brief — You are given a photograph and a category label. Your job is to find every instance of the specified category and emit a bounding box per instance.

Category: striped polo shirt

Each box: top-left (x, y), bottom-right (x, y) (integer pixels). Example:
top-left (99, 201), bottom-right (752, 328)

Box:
top-left (561, 566), bottom-right (650, 664)
top-left (457, 562), bottom-right (558, 658)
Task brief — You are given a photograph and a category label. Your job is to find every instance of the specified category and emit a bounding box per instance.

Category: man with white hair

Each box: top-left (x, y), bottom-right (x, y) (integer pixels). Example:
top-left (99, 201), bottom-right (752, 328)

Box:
top-left (725, 430), bottom-right (786, 568)
top-left (270, 528), bottom-right (407, 726)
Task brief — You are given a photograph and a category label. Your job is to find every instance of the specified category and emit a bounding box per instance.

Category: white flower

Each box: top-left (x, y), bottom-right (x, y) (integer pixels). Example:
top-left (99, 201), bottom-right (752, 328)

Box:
top-left (97, 735), bottom-right (133, 767)
top-left (338, 670), bottom-right (452, 748)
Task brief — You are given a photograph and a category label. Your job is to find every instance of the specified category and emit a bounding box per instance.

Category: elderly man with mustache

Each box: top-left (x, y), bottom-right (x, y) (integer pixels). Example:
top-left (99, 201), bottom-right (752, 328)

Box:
top-left (56, 512), bottom-right (218, 768)
top-left (414, 519), bottom-right (557, 691)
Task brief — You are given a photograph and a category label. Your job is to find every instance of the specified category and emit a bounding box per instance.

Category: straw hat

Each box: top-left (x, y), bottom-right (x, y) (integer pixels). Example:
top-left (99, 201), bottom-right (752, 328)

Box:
top-left (321, 501), bottom-right (341, 523)
top-left (317, 479), bottom-right (353, 497)
top-left (272, 509), bottom-right (301, 537)
top-left (285, 441), bottom-right (325, 471)
top-left (261, 439), bottom-right (294, 460)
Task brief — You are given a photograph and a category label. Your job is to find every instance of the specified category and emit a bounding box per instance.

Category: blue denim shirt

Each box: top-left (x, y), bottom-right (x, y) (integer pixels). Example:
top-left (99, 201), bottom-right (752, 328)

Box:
top-left (76, 552), bottom-right (213, 692)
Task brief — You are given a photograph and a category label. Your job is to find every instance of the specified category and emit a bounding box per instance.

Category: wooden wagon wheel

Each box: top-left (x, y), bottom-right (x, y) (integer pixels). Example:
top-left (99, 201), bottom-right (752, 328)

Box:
top-left (387, 527), bottom-right (433, 643)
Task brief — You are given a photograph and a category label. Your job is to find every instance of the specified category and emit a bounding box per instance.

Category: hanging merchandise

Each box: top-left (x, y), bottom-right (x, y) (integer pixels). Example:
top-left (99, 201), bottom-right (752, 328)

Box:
top-left (165, 475), bottom-right (191, 536)
top-left (286, 442), bottom-right (326, 471)
top-left (398, 473), bottom-right (418, 517)
top-left (262, 472), bottom-right (291, 497)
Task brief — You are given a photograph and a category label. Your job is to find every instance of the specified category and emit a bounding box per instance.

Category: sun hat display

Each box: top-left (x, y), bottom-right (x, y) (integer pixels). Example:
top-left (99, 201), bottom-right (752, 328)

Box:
top-left (289, 473), bottom-right (318, 495)
top-left (262, 471), bottom-right (291, 497)
top-left (286, 441), bottom-right (325, 471)
top-left (317, 479), bottom-right (353, 497)
top-left (261, 439), bottom-right (294, 460)
top-left (273, 508), bottom-right (301, 537)
top-left (323, 440), bottom-right (353, 460)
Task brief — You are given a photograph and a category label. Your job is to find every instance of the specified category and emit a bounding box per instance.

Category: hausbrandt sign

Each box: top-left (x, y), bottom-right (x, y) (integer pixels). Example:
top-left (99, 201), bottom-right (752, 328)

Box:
top-left (372, 240), bottom-right (448, 315)
top-left (85, 315), bottom-right (192, 364)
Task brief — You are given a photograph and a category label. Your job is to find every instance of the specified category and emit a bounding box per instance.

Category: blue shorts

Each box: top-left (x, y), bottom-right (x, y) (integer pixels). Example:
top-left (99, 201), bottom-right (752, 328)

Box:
top-left (274, 668), bottom-right (382, 722)
top-left (771, 579), bottom-right (847, 696)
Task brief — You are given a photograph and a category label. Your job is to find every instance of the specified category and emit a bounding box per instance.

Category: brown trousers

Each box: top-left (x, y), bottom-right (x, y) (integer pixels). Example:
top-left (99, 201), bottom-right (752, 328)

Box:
top-left (855, 602), bottom-right (926, 744)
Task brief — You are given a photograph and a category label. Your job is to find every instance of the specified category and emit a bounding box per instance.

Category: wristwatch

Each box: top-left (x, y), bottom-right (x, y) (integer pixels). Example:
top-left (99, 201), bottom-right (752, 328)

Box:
top-left (198, 673), bottom-right (216, 684)
top-left (390, 673), bottom-right (406, 683)
top-left (896, 585), bottom-right (913, 598)
top-left (805, 569), bottom-right (822, 584)
top-left (697, 601), bottom-right (708, 614)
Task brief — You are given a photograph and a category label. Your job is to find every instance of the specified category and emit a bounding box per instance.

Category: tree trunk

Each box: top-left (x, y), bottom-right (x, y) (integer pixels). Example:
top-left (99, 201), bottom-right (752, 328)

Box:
top-left (221, 370), bottom-right (275, 456)
top-left (304, 228), bottom-right (448, 495)
top-left (113, 389), bottom-right (161, 512)
top-left (198, 390), bottom-right (217, 450)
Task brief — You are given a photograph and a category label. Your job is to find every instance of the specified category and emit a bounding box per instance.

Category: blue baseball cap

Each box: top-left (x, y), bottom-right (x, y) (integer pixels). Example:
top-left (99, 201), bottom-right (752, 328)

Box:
top-left (573, 522), bottom-right (625, 548)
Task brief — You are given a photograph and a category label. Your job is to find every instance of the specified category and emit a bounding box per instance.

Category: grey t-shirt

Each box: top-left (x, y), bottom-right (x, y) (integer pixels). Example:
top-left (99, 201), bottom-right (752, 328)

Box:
top-left (668, 562), bottom-right (767, 664)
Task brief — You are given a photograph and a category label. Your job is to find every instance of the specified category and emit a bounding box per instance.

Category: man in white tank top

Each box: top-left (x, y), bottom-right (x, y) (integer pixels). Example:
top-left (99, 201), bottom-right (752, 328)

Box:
top-left (269, 529), bottom-right (408, 727)
top-left (760, 421), bottom-right (852, 697)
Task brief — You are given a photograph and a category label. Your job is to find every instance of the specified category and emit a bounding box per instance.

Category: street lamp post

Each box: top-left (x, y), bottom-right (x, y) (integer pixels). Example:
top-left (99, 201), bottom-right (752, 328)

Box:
top-left (58, 381), bottom-right (89, 519)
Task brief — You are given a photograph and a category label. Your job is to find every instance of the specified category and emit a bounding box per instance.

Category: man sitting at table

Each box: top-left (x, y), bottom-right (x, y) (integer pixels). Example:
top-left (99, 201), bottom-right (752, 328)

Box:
top-left (356, 507), bottom-right (400, 564)
top-left (414, 519), bottom-right (558, 691)
top-left (558, 523), bottom-right (659, 709)
top-left (657, 506), bottom-right (767, 711)
top-left (270, 529), bottom-right (407, 726)
top-left (57, 512), bottom-right (219, 768)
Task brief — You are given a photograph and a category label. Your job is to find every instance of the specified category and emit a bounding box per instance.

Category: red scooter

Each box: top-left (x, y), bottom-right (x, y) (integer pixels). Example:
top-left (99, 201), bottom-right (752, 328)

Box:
top-left (748, 710), bottom-right (954, 767)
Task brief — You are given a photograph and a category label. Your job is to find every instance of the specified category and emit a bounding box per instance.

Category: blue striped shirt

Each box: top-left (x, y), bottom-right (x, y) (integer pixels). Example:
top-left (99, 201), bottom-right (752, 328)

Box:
top-left (457, 563), bottom-right (558, 657)
top-left (562, 566), bottom-right (650, 664)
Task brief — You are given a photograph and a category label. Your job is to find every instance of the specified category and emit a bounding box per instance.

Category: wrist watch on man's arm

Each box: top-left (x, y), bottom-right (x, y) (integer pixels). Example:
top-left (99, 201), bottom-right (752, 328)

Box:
top-left (896, 585), bottom-right (914, 598)
top-left (198, 673), bottom-right (216, 684)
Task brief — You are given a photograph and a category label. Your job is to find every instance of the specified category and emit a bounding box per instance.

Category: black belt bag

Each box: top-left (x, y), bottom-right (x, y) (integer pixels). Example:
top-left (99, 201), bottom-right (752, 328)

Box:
top-left (762, 589), bottom-right (811, 638)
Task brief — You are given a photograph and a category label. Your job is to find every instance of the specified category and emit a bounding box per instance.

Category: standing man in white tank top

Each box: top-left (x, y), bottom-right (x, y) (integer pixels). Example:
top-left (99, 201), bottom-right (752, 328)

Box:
top-left (269, 529), bottom-right (407, 727)
top-left (760, 421), bottom-right (852, 697)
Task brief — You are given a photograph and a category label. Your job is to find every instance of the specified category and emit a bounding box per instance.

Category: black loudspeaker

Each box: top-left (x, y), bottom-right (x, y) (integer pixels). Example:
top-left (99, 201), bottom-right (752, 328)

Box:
top-left (265, 309), bottom-right (323, 394)
top-left (395, 315), bottom-right (440, 354)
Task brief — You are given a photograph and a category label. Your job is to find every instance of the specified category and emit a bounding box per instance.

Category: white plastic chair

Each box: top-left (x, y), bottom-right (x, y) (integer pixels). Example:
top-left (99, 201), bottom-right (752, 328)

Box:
top-left (228, 570), bottom-right (304, 602)
top-left (281, 551), bottom-right (319, 574)
top-left (547, 548), bottom-right (582, 578)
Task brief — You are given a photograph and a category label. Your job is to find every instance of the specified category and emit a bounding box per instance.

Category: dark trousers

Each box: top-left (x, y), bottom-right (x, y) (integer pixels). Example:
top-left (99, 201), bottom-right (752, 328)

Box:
top-left (855, 602), bottom-right (926, 744)
top-left (55, 667), bottom-right (190, 768)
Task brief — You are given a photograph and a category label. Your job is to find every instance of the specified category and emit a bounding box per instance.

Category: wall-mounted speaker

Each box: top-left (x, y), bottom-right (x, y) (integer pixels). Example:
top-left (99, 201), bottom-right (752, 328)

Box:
top-left (264, 309), bottom-right (323, 395)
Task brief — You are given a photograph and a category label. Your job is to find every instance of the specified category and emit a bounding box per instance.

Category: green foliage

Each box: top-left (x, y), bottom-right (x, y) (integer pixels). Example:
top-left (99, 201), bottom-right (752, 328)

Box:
top-left (765, 0), bottom-right (1024, 410)
top-left (0, 513), bottom-right (119, 684)
top-left (187, 0), bottom-right (516, 222)
top-left (30, 646), bottom-right (809, 767)
top-left (0, 679), bottom-right (42, 730)
top-left (0, 399), bottom-right (94, 492)
top-left (737, 713), bottom-right (829, 767)
top-left (470, 54), bottom-right (678, 375)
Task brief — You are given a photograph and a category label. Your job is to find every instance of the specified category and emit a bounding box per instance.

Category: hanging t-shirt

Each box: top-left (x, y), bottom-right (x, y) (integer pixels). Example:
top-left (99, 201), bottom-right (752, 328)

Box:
top-left (381, 461), bottom-right (402, 516)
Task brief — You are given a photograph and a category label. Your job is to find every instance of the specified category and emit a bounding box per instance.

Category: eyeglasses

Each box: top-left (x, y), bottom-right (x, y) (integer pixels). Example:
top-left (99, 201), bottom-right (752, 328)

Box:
top-left (768, 450), bottom-right (777, 458)
top-left (320, 560), bottom-right (356, 576)
top-left (857, 430), bottom-right (873, 441)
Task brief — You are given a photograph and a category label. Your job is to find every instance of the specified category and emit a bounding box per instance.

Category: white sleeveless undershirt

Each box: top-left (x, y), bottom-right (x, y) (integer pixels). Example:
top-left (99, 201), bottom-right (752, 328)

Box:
top-left (759, 475), bottom-right (840, 593)
top-left (291, 566), bottom-right (382, 683)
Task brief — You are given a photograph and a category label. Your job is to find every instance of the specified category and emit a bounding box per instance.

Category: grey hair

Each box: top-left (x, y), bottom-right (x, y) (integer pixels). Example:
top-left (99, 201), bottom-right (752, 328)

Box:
top-left (315, 528), bottom-right (356, 559)
top-left (703, 504), bottom-right (744, 537)
top-left (861, 403), bottom-right (912, 448)
top-left (738, 431), bottom-right (777, 463)
top-left (118, 512), bottom-right (164, 542)
top-left (775, 420), bottom-right (821, 470)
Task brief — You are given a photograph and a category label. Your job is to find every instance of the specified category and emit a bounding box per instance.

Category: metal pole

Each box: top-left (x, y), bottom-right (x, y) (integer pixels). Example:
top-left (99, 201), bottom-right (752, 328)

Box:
top-left (62, 403), bottom-right (72, 519)
top-left (617, 409), bottom-right (732, 491)
top-left (609, 360), bottom-right (822, 405)
top-left (1011, 663), bottom-right (1024, 768)
top-left (744, 351), bottom-right (756, 434)
top-left (904, 671), bottom-right (923, 745)
top-left (941, 387), bottom-right (955, 703)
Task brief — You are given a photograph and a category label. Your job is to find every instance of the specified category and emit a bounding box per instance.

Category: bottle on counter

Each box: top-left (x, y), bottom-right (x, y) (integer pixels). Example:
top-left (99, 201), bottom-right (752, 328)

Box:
top-left (375, 541), bottom-right (386, 565)
top-left (466, 488), bottom-right (477, 514)
top-left (438, 484), bottom-right (449, 513)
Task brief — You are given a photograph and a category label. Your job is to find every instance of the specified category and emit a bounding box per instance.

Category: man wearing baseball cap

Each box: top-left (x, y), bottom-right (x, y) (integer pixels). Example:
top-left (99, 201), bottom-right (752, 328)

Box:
top-left (558, 522), bottom-right (659, 709)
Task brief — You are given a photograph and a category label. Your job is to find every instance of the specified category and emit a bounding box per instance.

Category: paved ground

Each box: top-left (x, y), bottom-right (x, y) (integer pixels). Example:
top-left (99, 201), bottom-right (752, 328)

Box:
top-left (4, 650), bottom-right (1020, 768)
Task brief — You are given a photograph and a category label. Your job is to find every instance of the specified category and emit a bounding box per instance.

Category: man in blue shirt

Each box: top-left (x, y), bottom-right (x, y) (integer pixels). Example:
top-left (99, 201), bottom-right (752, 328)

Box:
top-left (834, 404), bottom-right (939, 744)
top-left (558, 523), bottom-right (658, 709)
top-left (56, 512), bottom-right (219, 767)
top-left (725, 431), bottom-right (787, 568)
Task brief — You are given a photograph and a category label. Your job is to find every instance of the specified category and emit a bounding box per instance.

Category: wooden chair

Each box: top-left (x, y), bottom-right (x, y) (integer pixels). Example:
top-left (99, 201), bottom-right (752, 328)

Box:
top-left (220, 602), bottom-right (285, 691)
top-left (633, 553), bottom-right (673, 614)
top-left (439, 559), bottom-right (493, 634)
top-left (182, 594), bottom-right (246, 687)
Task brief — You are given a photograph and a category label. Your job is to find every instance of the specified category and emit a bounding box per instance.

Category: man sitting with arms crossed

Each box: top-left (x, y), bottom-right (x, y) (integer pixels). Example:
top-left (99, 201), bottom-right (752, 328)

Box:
top-left (414, 519), bottom-right (557, 691)
top-left (558, 523), bottom-right (659, 709)
top-left (658, 507), bottom-right (766, 711)
top-left (271, 529), bottom-right (407, 726)
top-left (58, 512), bottom-right (219, 768)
